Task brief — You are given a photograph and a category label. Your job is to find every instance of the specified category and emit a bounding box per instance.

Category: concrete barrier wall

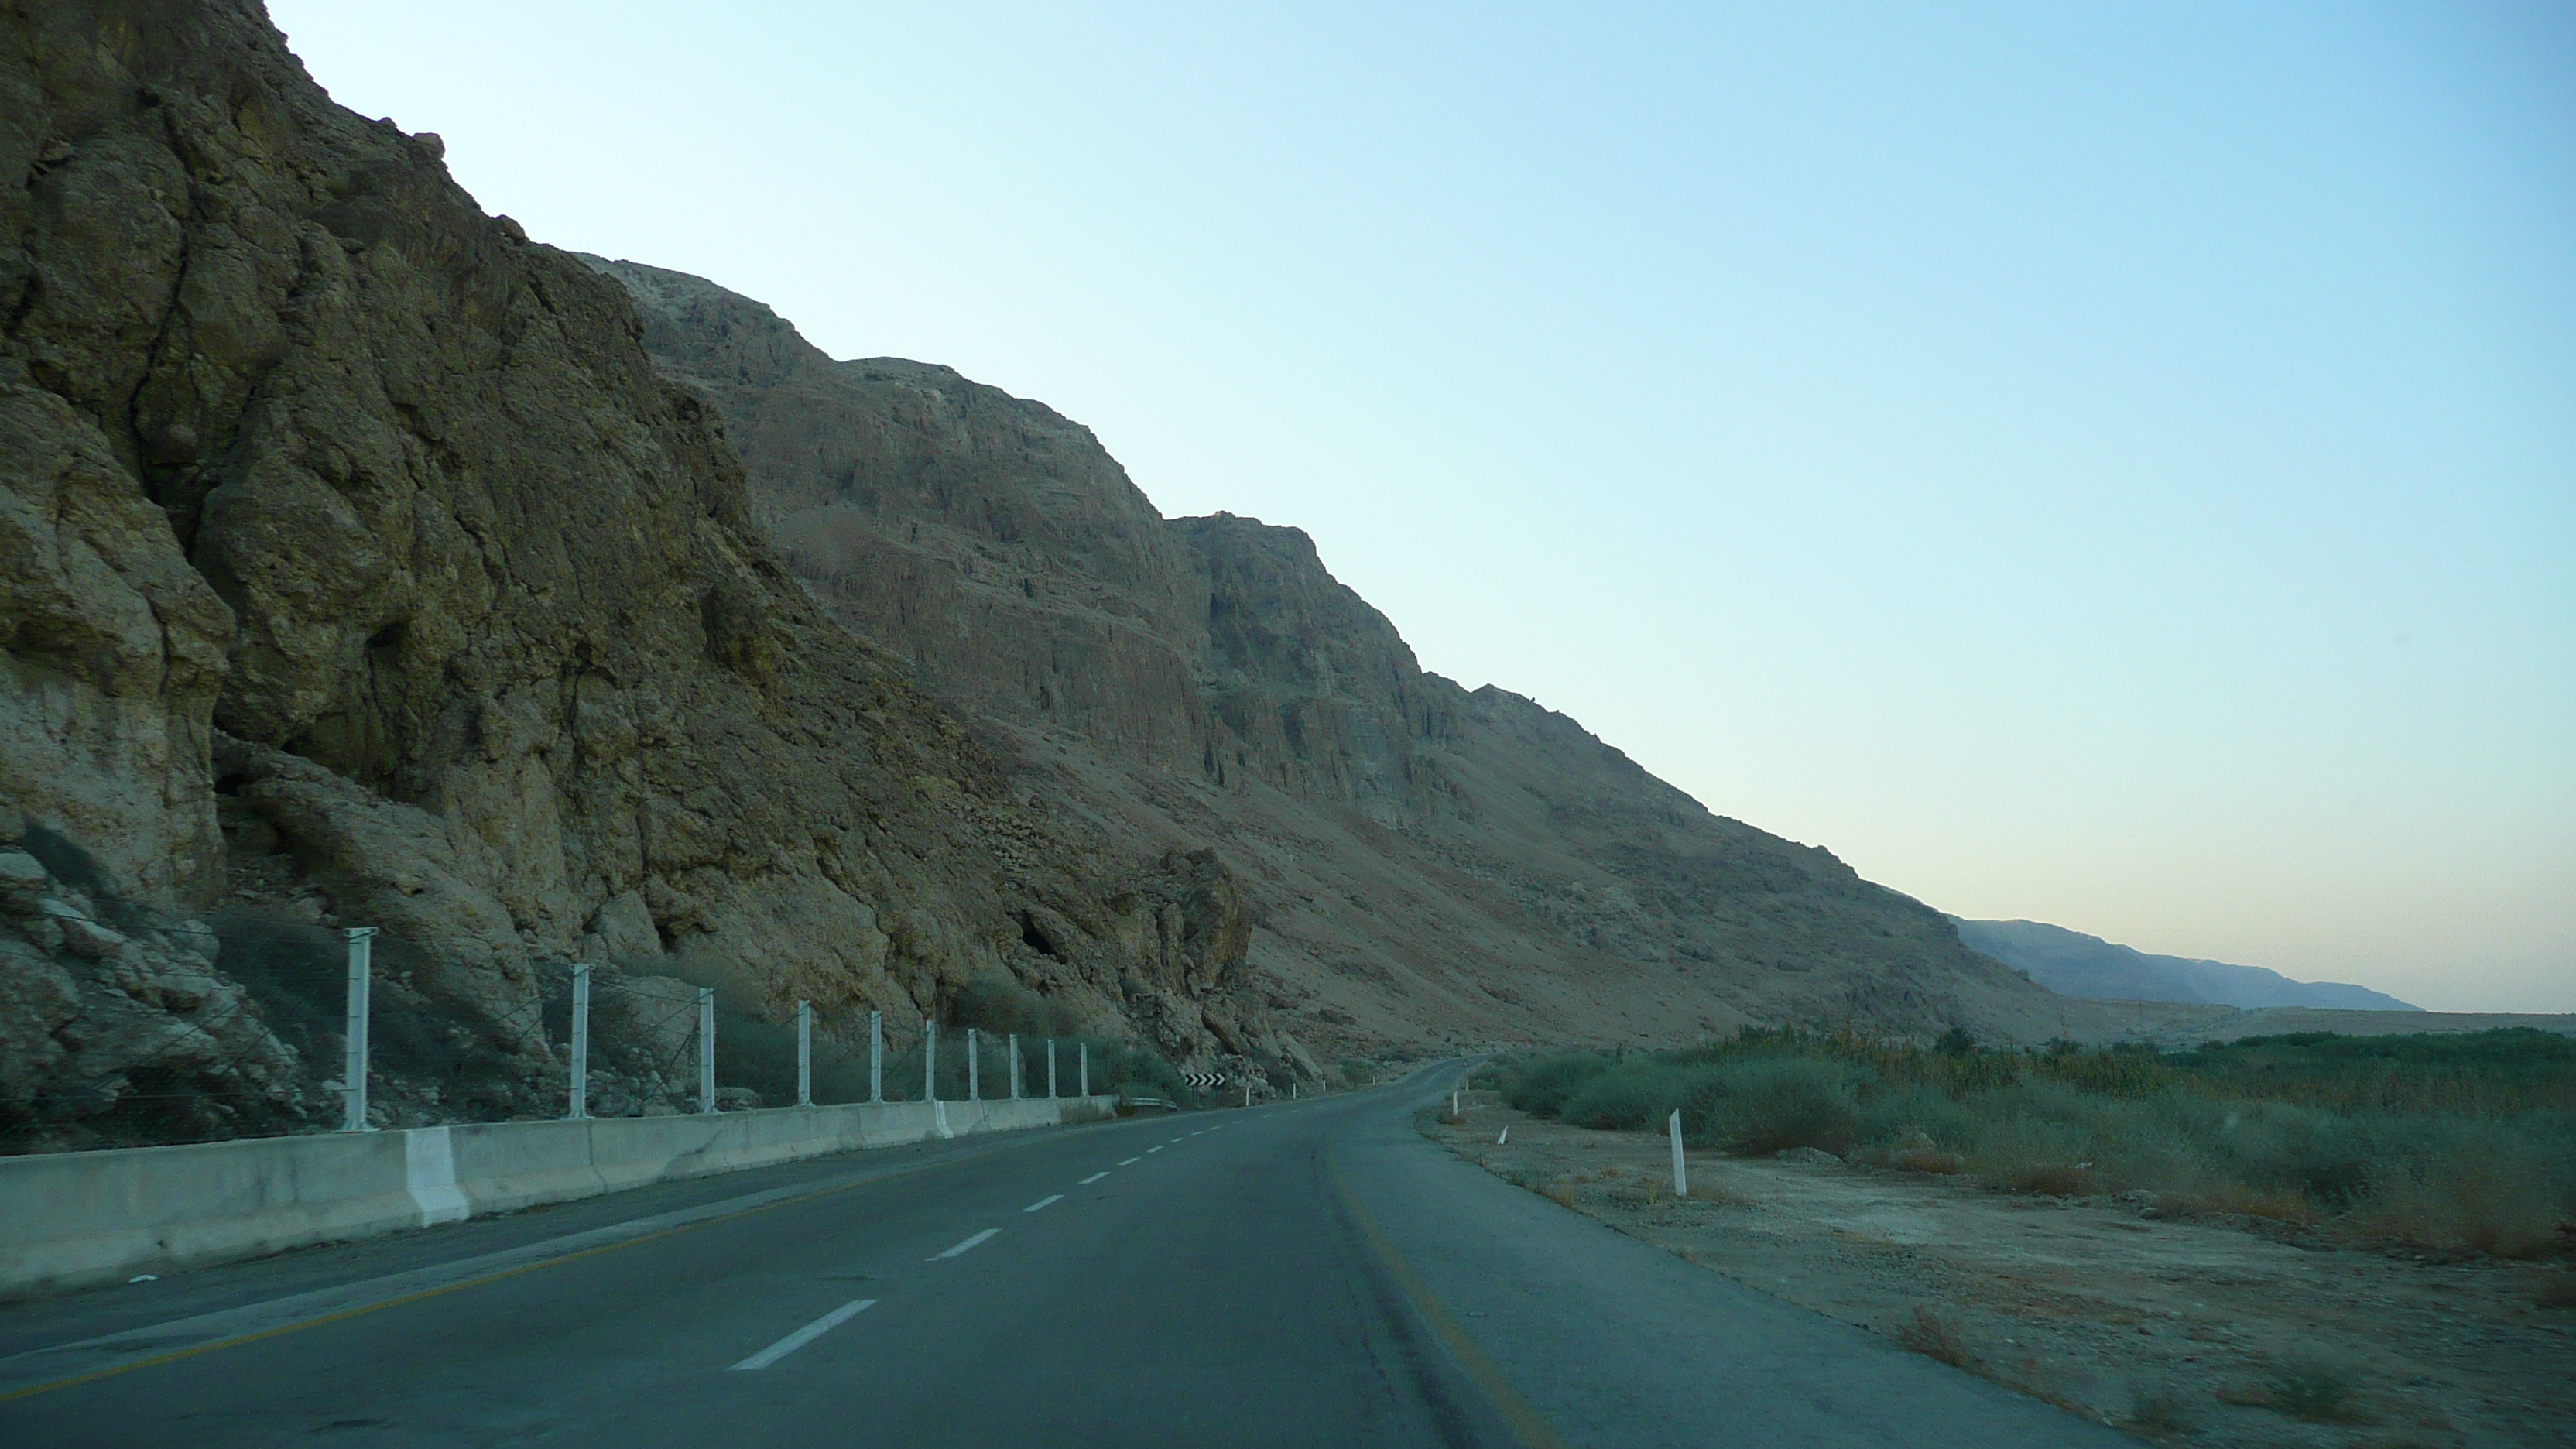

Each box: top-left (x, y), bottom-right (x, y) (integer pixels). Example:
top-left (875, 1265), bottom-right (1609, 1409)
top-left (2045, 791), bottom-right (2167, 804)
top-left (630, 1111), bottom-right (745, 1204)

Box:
top-left (0, 1095), bottom-right (1114, 1297)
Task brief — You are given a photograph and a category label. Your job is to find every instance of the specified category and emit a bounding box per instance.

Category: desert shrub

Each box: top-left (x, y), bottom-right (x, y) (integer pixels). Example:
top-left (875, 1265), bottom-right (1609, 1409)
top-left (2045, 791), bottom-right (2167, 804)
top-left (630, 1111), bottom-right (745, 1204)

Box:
top-left (2123, 1385), bottom-right (2195, 1434)
top-left (2340, 1118), bottom-right (2576, 1257)
top-left (1893, 1305), bottom-right (1975, 1367)
top-left (1685, 1057), bottom-right (1867, 1154)
top-left (1558, 1063), bottom-right (1699, 1131)
top-left (1882, 1131), bottom-right (1968, 1174)
top-left (2261, 1359), bottom-right (2362, 1422)
top-left (2533, 1271), bottom-right (2576, 1310)
top-left (1487, 1026), bottom-right (2576, 1259)
top-left (1499, 1052), bottom-right (1617, 1118)
top-left (946, 971), bottom-right (1082, 1036)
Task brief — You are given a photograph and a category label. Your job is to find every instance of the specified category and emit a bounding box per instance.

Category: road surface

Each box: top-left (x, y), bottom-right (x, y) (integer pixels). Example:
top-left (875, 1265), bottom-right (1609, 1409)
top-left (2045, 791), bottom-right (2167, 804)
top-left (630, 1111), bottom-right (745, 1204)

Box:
top-left (0, 1065), bottom-right (2122, 1446)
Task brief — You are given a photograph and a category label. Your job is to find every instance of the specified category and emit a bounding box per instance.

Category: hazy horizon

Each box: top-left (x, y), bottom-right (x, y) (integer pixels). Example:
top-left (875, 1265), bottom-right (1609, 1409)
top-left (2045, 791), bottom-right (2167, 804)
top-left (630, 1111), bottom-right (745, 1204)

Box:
top-left (269, 2), bottom-right (2573, 1012)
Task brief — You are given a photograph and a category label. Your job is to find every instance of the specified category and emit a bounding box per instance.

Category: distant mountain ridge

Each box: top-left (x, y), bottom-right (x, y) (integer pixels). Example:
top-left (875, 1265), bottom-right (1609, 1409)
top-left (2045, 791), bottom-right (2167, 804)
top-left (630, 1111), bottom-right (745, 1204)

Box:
top-left (1953, 920), bottom-right (2417, 1012)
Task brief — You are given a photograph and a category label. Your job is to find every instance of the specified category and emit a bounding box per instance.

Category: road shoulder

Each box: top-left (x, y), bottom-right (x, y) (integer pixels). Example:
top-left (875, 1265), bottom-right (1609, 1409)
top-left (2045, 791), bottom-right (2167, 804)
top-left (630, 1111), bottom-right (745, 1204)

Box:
top-left (1423, 1096), bottom-right (2575, 1447)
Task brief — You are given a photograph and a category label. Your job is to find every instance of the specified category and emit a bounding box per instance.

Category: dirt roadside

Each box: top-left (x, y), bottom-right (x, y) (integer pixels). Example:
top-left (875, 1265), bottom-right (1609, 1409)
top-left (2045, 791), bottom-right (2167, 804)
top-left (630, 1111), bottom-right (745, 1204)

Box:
top-left (1423, 1097), bottom-right (2574, 1446)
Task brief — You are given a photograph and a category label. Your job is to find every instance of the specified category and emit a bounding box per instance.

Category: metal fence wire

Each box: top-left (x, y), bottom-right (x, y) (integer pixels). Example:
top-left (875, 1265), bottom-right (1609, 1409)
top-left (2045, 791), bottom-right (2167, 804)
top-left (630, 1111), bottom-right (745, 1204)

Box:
top-left (6, 883), bottom-right (1197, 1156)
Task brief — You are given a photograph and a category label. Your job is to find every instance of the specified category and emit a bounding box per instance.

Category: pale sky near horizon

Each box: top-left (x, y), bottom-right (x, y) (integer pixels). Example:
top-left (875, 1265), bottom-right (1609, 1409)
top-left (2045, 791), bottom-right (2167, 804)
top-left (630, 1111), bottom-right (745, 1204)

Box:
top-left (268, 2), bottom-right (2574, 1012)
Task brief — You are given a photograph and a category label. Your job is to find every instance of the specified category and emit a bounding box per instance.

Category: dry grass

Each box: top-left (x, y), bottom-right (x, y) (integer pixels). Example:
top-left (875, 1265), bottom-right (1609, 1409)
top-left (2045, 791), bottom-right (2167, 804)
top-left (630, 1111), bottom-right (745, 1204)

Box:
top-left (1996, 1162), bottom-right (2103, 1197)
top-left (1887, 1132), bottom-right (1967, 1174)
top-left (2174, 1181), bottom-right (2318, 1225)
top-left (2124, 1385), bottom-right (2197, 1435)
top-left (1485, 1031), bottom-right (2576, 1262)
top-left (2531, 1269), bottom-right (2576, 1310)
top-left (2219, 1362), bottom-right (2372, 1424)
top-left (1892, 1305), bottom-right (1978, 1368)
top-left (2340, 1166), bottom-right (2571, 1258)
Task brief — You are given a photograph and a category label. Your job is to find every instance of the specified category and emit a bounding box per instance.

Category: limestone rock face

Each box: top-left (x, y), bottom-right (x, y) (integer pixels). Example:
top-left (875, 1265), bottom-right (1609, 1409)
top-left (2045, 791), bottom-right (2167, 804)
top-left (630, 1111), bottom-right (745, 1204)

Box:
top-left (0, 838), bottom-right (310, 1147)
top-left (587, 259), bottom-right (2134, 1054)
top-left (0, 0), bottom-right (1297, 1142)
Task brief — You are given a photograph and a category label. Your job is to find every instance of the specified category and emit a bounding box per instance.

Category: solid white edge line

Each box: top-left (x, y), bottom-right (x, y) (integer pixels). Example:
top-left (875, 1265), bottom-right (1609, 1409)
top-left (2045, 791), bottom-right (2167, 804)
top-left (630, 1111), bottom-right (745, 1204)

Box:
top-left (929, 1228), bottom-right (1000, 1261)
top-left (1080, 1171), bottom-right (1110, 1184)
top-left (729, 1297), bottom-right (876, 1371)
top-left (1023, 1194), bottom-right (1064, 1213)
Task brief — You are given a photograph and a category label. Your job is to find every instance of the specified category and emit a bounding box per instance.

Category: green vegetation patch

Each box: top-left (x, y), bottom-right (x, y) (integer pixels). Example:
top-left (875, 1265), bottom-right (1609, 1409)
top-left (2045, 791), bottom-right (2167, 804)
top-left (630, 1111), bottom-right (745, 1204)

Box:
top-left (1477, 1028), bottom-right (2576, 1260)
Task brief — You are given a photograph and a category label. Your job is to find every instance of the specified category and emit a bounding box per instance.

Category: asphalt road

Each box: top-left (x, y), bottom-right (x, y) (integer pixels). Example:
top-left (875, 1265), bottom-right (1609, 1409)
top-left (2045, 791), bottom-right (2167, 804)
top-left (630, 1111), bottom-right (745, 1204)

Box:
top-left (0, 1066), bottom-right (2123, 1447)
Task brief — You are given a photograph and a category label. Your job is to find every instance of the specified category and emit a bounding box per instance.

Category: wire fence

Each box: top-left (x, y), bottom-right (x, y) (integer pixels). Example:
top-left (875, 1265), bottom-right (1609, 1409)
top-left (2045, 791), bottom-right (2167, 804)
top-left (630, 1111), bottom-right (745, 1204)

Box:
top-left (3, 901), bottom-right (1205, 1156)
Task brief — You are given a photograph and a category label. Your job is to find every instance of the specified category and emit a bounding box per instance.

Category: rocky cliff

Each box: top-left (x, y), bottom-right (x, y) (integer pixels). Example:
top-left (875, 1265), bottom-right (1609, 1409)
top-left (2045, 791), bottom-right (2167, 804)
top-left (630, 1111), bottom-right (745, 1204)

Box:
top-left (0, 0), bottom-right (1302, 1149)
top-left (584, 259), bottom-right (2128, 1057)
top-left (1, 2), bottom-right (2163, 1153)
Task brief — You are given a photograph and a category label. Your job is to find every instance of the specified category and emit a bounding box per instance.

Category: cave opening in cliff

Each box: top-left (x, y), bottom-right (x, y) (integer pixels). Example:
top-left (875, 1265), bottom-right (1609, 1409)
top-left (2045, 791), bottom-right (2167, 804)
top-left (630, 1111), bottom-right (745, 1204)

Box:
top-left (1018, 912), bottom-right (1065, 961)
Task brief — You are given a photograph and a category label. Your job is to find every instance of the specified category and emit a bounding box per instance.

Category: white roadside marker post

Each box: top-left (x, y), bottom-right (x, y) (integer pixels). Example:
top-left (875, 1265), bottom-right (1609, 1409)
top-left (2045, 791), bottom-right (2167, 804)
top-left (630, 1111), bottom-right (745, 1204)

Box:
top-left (1080, 1041), bottom-right (1089, 1097)
top-left (340, 927), bottom-right (376, 1132)
top-left (868, 1009), bottom-right (883, 1102)
top-left (1009, 1033), bottom-right (1021, 1099)
top-left (1451, 1086), bottom-right (1460, 1118)
top-left (567, 961), bottom-right (591, 1119)
top-left (967, 1027), bottom-right (981, 1101)
top-left (1047, 1037), bottom-right (1058, 1098)
top-left (924, 1020), bottom-right (937, 1102)
top-left (796, 999), bottom-right (813, 1107)
top-left (697, 988), bottom-right (717, 1114)
top-left (1244, 1081), bottom-right (1252, 1108)
top-left (1668, 1109), bottom-right (1687, 1198)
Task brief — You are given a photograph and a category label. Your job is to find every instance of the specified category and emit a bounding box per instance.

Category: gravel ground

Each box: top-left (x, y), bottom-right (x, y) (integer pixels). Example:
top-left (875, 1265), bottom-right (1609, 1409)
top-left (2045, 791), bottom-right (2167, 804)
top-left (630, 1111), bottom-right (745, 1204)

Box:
top-left (1423, 1096), bottom-right (2575, 1447)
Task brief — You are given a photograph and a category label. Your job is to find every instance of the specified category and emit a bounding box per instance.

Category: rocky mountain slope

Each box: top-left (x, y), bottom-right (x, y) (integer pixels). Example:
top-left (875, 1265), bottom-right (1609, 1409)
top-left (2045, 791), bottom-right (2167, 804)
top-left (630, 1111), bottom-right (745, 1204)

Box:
top-left (1953, 918), bottom-right (2417, 1012)
top-left (0, 0), bottom-right (2165, 1153)
top-left (1, 0), bottom-right (1305, 1148)
top-left (581, 257), bottom-right (2136, 1058)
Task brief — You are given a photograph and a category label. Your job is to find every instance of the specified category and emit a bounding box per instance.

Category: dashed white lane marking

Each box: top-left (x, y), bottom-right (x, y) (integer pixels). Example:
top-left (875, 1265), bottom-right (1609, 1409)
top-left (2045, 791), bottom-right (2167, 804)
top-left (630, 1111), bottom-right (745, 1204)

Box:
top-left (730, 1298), bottom-right (876, 1371)
top-left (1168, 1137), bottom-right (1186, 1143)
top-left (1147, 1146), bottom-right (1165, 1153)
top-left (1119, 1156), bottom-right (1142, 1166)
top-left (929, 1229), bottom-right (999, 1261)
top-left (1080, 1171), bottom-right (1110, 1184)
top-left (1024, 1194), bottom-right (1064, 1214)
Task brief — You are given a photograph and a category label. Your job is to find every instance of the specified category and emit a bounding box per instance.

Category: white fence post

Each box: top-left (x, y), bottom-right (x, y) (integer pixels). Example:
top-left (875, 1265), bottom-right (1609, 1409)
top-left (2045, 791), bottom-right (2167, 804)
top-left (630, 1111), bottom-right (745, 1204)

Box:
top-left (796, 999), bottom-right (813, 1107)
top-left (1009, 1033), bottom-right (1021, 1099)
top-left (1047, 1037), bottom-right (1058, 1098)
top-left (697, 988), bottom-right (717, 1114)
top-left (923, 1019), bottom-right (937, 1102)
top-left (967, 1026), bottom-right (981, 1101)
top-left (340, 927), bottom-right (376, 1132)
top-left (1080, 1041), bottom-right (1089, 1097)
top-left (568, 961), bottom-right (591, 1120)
top-left (868, 1009), bottom-right (883, 1102)
top-left (1668, 1109), bottom-right (1687, 1197)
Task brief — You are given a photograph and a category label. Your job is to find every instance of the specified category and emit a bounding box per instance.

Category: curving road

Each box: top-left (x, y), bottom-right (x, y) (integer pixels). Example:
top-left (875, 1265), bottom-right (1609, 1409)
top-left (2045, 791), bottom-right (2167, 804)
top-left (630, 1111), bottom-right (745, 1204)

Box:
top-left (0, 1066), bottom-right (2120, 1446)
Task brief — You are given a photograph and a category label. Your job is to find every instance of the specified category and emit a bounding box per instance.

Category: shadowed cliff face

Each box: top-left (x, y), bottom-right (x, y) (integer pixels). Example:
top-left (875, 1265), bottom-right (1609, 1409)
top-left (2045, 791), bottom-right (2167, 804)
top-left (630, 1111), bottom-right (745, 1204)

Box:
top-left (0, 0), bottom-right (1304, 1145)
top-left (584, 259), bottom-right (2126, 1055)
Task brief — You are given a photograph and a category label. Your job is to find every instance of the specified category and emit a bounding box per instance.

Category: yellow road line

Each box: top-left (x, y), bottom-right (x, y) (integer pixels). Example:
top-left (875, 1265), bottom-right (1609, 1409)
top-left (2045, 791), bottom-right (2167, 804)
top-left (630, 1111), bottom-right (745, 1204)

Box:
top-left (1331, 1156), bottom-right (1574, 1449)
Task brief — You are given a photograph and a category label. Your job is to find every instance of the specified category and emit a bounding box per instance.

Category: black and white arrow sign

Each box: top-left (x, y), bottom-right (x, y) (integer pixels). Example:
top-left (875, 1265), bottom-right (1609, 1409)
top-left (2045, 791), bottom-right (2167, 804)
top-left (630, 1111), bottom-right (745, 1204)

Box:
top-left (1183, 1070), bottom-right (1227, 1091)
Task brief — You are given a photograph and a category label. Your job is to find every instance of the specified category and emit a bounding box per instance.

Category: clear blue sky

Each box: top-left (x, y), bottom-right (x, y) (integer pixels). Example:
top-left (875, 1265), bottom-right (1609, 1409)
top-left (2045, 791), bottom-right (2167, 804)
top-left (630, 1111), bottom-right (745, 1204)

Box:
top-left (269, 2), bottom-right (2574, 1012)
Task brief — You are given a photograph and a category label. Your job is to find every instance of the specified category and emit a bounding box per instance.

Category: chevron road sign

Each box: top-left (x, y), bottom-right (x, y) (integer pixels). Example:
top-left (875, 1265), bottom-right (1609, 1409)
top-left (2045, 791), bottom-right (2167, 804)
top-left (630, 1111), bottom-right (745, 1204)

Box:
top-left (1183, 1070), bottom-right (1227, 1091)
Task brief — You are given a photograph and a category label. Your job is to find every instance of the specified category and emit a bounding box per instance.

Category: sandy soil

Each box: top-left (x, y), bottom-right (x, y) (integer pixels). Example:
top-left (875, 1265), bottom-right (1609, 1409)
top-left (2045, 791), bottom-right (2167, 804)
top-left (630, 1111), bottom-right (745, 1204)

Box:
top-left (1423, 1097), bottom-right (2575, 1446)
